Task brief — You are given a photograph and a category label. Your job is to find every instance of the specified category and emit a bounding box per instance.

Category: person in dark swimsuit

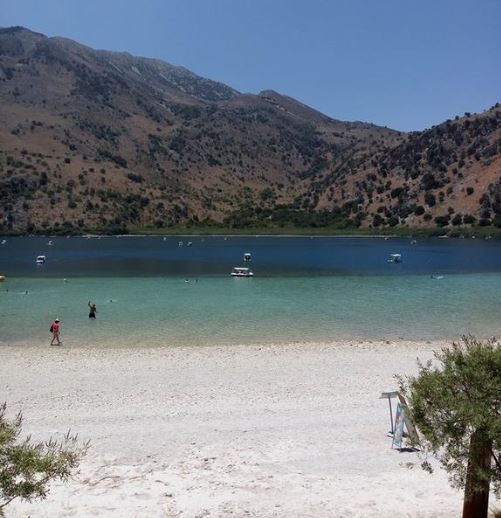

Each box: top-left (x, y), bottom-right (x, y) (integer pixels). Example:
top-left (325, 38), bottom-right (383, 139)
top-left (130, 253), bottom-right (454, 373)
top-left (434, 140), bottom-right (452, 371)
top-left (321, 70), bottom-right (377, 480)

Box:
top-left (88, 301), bottom-right (97, 319)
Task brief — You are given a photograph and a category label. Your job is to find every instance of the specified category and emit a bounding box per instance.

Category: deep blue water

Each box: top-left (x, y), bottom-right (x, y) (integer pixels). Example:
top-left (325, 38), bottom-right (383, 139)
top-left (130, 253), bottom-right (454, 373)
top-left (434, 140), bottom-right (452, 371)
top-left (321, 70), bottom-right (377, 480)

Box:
top-left (1, 235), bottom-right (501, 277)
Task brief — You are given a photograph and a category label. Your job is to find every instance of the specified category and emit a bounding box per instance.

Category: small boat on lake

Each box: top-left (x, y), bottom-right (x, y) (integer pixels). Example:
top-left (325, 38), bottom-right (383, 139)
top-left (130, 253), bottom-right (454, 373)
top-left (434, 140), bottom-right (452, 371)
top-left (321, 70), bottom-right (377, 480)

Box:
top-left (243, 252), bottom-right (252, 262)
top-left (36, 255), bottom-right (46, 264)
top-left (387, 253), bottom-right (402, 263)
top-left (0, 275), bottom-right (6, 282)
top-left (230, 267), bottom-right (254, 277)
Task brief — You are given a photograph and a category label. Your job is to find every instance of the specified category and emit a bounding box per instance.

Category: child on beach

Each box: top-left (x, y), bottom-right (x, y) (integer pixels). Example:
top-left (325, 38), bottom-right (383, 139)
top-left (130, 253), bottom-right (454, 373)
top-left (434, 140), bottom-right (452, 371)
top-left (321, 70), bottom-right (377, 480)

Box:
top-left (50, 318), bottom-right (61, 345)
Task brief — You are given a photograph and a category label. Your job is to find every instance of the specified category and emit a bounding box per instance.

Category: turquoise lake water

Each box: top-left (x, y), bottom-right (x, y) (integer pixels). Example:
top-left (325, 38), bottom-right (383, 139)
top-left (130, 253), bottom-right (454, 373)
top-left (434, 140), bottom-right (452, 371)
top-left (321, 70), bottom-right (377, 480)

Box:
top-left (1, 236), bottom-right (501, 346)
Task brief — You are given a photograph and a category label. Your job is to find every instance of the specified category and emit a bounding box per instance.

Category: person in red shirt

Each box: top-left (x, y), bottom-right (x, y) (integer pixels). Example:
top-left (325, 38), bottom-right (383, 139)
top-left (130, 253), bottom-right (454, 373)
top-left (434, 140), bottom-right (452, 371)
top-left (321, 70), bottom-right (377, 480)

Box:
top-left (50, 318), bottom-right (61, 346)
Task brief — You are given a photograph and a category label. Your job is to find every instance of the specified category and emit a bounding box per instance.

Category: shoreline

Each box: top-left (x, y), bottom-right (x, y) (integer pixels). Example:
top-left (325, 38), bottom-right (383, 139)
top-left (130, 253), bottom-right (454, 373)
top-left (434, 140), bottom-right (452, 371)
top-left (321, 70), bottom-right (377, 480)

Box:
top-left (1, 225), bottom-right (501, 239)
top-left (4, 339), bottom-right (497, 517)
top-left (0, 342), bottom-right (448, 354)
top-left (0, 336), bottom-right (479, 351)
top-left (0, 232), bottom-right (424, 239)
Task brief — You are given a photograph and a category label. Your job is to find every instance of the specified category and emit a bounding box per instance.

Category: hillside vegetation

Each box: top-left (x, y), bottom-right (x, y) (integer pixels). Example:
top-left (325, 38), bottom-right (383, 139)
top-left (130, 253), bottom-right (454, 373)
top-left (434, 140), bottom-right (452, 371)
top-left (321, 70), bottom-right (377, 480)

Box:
top-left (0, 27), bottom-right (499, 234)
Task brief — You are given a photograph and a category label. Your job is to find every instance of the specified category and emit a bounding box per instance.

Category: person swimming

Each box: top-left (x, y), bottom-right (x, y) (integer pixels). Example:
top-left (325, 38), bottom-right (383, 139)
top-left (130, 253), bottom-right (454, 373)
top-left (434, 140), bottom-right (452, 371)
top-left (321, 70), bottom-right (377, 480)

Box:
top-left (88, 301), bottom-right (97, 318)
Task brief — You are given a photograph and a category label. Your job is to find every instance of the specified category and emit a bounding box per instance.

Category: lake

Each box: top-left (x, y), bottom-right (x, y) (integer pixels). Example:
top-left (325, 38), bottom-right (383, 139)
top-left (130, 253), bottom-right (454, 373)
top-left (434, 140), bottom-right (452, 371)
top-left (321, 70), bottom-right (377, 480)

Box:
top-left (1, 235), bottom-right (501, 346)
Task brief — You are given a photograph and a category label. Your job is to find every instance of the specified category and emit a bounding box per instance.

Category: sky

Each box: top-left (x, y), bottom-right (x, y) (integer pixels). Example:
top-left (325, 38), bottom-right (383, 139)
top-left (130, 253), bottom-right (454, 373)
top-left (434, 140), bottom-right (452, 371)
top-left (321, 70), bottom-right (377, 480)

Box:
top-left (1, 0), bottom-right (500, 131)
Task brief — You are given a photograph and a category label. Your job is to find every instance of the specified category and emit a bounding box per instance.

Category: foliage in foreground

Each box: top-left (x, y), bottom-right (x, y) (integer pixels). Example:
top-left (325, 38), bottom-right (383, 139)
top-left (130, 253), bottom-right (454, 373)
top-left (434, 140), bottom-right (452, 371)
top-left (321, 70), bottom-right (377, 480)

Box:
top-left (0, 403), bottom-right (89, 516)
top-left (399, 336), bottom-right (501, 517)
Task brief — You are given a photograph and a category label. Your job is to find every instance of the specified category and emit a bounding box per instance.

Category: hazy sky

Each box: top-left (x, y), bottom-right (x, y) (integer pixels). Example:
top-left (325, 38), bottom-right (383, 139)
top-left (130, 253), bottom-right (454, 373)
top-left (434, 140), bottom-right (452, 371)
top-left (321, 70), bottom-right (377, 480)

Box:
top-left (1, 0), bottom-right (499, 131)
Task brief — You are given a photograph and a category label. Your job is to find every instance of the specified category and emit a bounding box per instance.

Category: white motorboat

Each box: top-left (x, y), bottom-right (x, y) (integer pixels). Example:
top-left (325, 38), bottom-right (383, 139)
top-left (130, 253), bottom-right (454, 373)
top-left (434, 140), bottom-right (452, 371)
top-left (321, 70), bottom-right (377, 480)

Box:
top-left (387, 253), bottom-right (402, 263)
top-left (230, 267), bottom-right (254, 277)
top-left (243, 252), bottom-right (252, 262)
top-left (36, 255), bottom-right (46, 264)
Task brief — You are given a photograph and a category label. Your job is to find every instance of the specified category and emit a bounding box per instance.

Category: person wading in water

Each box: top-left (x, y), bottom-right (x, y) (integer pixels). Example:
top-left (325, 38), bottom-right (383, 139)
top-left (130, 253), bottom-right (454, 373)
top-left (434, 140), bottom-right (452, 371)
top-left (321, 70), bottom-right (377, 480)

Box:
top-left (50, 318), bottom-right (61, 345)
top-left (88, 302), bottom-right (97, 319)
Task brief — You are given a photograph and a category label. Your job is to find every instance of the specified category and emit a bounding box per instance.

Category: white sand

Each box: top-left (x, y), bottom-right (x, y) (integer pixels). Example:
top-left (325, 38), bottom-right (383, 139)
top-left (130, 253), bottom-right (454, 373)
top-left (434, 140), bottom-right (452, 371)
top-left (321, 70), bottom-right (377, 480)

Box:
top-left (1, 341), bottom-right (499, 517)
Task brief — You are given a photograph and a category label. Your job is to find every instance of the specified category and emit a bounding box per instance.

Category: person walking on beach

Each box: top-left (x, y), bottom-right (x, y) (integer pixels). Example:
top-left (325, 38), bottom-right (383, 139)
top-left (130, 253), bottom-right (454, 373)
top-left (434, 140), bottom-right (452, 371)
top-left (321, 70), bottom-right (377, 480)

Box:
top-left (88, 301), bottom-right (97, 319)
top-left (50, 318), bottom-right (61, 346)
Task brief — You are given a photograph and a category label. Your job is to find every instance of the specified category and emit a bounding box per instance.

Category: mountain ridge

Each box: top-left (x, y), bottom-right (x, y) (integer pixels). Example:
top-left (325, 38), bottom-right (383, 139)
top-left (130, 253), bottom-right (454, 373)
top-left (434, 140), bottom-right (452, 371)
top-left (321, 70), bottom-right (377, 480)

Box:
top-left (0, 27), bottom-right (499, 234)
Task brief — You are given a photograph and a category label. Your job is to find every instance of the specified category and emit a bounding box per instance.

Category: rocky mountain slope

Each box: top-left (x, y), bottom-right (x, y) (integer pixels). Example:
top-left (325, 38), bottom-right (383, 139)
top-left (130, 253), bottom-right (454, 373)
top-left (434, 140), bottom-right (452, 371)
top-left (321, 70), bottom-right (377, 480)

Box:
top-left (320, 106), bottom-right (501, 230)
top-left (0, 26), bottom-right (499, 234)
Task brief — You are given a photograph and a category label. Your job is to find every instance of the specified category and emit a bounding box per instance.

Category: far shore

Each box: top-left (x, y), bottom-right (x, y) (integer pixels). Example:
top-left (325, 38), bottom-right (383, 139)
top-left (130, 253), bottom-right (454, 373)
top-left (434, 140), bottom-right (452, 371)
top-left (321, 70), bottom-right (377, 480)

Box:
top-left (1, 224), bottom-right (501, 239)
top-left (3, 339), bottom-right (499, 517)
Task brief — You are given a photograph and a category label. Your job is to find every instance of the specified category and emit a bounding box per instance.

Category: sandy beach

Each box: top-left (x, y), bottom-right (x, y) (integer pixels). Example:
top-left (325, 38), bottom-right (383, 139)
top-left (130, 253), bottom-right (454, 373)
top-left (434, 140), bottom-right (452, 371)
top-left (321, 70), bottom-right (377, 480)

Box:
top-left (2, 340), bottom-right (499, 517)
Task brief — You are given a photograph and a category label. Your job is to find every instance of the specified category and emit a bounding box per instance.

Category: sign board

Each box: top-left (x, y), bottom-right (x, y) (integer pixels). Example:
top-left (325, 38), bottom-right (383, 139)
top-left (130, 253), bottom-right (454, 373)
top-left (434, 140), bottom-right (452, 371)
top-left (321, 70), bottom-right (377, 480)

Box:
top-left (392, 402), bottom-right (406, 449)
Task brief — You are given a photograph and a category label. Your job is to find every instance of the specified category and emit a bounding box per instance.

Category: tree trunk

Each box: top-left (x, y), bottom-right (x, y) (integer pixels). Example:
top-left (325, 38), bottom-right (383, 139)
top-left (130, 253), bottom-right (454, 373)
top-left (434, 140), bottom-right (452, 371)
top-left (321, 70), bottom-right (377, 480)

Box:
top-left (462, 430), bottom-right (492, 518)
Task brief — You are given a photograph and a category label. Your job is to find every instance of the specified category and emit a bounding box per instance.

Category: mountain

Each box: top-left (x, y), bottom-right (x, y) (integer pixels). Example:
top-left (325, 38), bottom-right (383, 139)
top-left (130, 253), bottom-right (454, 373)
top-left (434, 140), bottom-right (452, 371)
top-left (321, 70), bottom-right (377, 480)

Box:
top-left (320, 106), bottom-right (501, 230)
top-left (0, 26), bottom-right (499, 234)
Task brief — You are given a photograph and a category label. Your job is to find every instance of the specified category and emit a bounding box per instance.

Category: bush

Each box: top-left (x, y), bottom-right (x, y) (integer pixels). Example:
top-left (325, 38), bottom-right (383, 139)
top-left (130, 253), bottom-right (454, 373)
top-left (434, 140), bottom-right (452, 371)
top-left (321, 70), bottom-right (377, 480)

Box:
top-left (0, 403), bottom-right (89, 514)
top-left (424, 193), bottom-right (436, 207)
top-left (434, 214), bottom-right (450, 227)
top-left (414, 205), bottom-right (425, 216)
top-left (372, 213), bottom-right (384, 227)
top-left (126, 172), bottom-right (144, 183)
top-left (421, 173), bottom-right (443, 190)
top-left (390, 187), bottom-right (405, 199)
top-left (466, 187), bottom-right (474, 196)
top-left (479, 218), bottom-right (492, 226)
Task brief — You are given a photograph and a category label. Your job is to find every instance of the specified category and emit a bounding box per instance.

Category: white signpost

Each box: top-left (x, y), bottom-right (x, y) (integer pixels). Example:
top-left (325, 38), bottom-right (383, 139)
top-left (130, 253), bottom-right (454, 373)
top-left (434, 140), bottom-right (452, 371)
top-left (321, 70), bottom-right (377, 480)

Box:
top-left (380, 391), bottom-right (419, 450)
top-left (392, 402), bottom-right (406, 449)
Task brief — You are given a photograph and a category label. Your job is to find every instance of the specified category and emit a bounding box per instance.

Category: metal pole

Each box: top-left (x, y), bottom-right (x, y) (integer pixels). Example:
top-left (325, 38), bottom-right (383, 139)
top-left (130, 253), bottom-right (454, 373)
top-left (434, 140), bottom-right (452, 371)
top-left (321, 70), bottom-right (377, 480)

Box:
top-left (388, 397), bottom-right (394, 434)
